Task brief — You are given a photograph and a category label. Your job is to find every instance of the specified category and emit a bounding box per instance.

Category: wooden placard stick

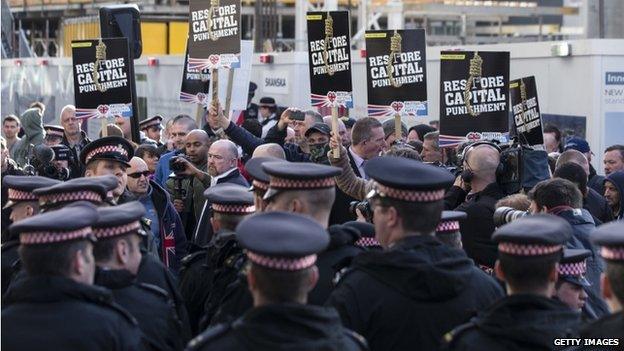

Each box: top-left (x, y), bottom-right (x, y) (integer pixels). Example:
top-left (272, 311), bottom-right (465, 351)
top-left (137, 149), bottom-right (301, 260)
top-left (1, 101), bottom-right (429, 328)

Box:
top-left (331, 106), bottom-right (340, 158)
top-left (224, 68), bottom-right (235, 119)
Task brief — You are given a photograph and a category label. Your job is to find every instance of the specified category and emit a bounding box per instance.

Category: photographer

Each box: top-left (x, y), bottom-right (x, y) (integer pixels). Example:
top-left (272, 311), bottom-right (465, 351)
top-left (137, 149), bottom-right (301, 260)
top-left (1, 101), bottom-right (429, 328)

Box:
top-left (444, 143), bottom-right (506, 271)
top-left (165, 129), bottom-right (212, 240)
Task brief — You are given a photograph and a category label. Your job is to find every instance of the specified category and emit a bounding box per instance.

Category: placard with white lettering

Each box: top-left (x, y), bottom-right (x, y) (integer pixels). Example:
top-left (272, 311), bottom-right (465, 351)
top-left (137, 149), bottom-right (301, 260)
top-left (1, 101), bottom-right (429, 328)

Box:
top-left (439, 51), bottom-right (510, 147)
top-left (365, 29), bottom-right (427, 118)
top-left (510, 76), bottom-right (543, 146)
top-left (180, 39), bottom-right (212, 105)
top-left (71, 38), bottom-right (132, 119)
top-left (306, 11), bottom-right (353, 108)
top-left (188, 0), bottom-right (241, 70)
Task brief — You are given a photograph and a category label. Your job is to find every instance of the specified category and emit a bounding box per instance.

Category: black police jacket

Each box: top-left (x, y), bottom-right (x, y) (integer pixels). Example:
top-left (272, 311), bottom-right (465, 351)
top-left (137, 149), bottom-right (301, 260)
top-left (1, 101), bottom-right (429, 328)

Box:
top-left (178, 246), bottom-right (213, 336)
top-left (137, 254), bottom-right (192, 342)
top-left (1, 275), bottom-right (145, 351)
top-left (443, 294), bottom-right (582, 351)
top-left (1, 240), bottom-right (20, 295)
top-left (204, 226), bottom-right (366, 327)
top-left (580, 311), bottom-right (624, 341)
top-left (326, 235), bottom-right (504, 351)
top-left (95, 268), bottom-right (185, 351)
top-left (444, 182), bottom-right (506, 268)
top-left (188, 303), bottom-right (368, 351)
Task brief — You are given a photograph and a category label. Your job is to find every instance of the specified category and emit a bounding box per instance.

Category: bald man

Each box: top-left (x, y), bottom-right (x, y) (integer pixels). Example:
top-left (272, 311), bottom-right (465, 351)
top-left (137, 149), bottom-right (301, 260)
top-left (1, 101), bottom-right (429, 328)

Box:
top-left (127, 156), bottom-right (187, 270)
top-left (166, 129), bottom-right (213, 239)
top-left (445, 144), bottom-right (506, 270)
top-left (208, 139), bottom-right (249, 187)
top-left (252, 143), bottom-right (286, 159)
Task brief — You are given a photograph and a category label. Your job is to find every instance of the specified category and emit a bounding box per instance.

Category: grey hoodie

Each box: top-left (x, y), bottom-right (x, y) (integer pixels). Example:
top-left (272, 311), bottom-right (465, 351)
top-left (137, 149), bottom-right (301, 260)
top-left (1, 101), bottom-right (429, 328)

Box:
top-left (13, 108), bottom-right (44, 166)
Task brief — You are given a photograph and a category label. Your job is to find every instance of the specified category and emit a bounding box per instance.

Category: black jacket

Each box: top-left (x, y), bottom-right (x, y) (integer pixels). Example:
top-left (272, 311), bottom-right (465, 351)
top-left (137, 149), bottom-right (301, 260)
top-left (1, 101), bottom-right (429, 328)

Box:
top-left (1, 240), bottom-right (20, 295)
top-left (137, 254), bottom-right (192, 342)
top-left (95, 268), bottom-right (185, 351)
top-left (61, 131), bottom-right (91, 179)
top-left (584, 188), bottom-right (613, 225)
top-left (205, 226), bottom-right (366, 327)
top-left (444, 182), bottom-right (506, 268)
top-left (1, 276), bottom-right (145, 351)
top-left (178, 247), bottom-right (213, 336)
top-left (187, 303), bottom-right (367, 351)
top-left (443, 294), bottom-right (581, 351)
top-left (326, 235), bottom-right (504, 351)
top-left (580, 311), bottom-right (624, 341)
top-left (587, 164), bottom-right (605, 196)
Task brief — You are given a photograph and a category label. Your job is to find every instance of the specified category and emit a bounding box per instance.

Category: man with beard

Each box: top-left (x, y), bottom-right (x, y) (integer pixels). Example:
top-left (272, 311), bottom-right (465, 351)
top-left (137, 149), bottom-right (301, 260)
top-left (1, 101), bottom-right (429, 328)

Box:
top-left (191, 139), bottom-right (249, 245)
top-left (155, 115), bottom-right (198, 187)
top-left (166, 129), bottom-right (212, 240)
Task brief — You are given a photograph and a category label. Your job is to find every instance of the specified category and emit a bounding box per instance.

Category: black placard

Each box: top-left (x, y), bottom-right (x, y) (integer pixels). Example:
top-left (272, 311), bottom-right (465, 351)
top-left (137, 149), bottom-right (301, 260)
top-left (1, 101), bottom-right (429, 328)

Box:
top-left (306, 11), bottom-right (353, 108)
top-left (510, 76), bottom-right (544, 146)
top-left (188, 0), bottom-right (241, 70)
top-left (71, 38), bottom-right (132, 119)
top-left (439, 51), bottom-right (510, 147)
top-left (180, 38), bottom-right (212, 106)
top-left (365, 29), bottom-right (427, 117)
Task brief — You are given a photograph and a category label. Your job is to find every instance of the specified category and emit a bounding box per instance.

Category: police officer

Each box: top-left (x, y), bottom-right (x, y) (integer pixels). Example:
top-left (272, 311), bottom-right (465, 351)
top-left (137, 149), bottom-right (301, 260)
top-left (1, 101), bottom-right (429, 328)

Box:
top-left (187, 212), bottom-right (367, 351)
top-left (444, 214), bottom-right (582, 350)
top-left (1, 175), bottom-right (60, 293)
top-left (244, 156), bottom-right (276, 213)
top-left (33, 174), bottom-right (192, 341)
top-left (92, 202), bottom-right (185, 351)
top-left (242, 82), bottom-right (259, 122)
top-left (2, 203), bottom-right (145, 351)
top-left (203, 161), bottom-right (363, 327)
top-left (554, 249), bottom-right (592, 317)
top-left (327, 157), bottom-right (504, 351)
top-left (435, 211), bottom-right (467, 250)
top-left (580, 221), bottom-right (624, 340)
top-left (179, 183), bottom-right (255, 334)
top-left (139, 115), bottom-right (164, 147)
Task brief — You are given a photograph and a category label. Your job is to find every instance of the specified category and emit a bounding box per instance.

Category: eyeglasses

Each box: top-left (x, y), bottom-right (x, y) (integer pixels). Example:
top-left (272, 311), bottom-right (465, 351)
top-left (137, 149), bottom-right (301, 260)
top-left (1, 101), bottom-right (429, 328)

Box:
top-left (127, 171), bottom-right (150, 179)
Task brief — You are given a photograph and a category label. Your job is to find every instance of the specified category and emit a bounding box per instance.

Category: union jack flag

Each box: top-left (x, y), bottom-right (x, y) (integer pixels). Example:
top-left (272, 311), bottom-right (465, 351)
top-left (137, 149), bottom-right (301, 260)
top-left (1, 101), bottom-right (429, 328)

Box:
top-left (162, 226), bottom-right (176, 268)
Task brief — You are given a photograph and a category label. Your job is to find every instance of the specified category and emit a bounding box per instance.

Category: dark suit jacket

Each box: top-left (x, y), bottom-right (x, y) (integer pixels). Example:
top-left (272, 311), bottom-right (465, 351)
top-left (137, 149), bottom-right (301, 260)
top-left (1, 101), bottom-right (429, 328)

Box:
top-left (193, 169), bottom-right (250, 246)
top-left (329, 150), bottom-right (361, 225)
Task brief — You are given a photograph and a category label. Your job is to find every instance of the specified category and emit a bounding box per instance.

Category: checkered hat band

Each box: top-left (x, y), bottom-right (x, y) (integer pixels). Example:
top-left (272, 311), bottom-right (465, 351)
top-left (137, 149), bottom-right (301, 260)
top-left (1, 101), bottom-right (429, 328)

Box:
top-left (498, 242), bottom-right (562, 256)
top-left (8, 189), bottom-right (37, 201)
top-left (140, 121), bottom-right (159, 129)
top-left (601, 246), bottom-right (624, 261)
top-left (212, 203), bottom-right (256, 214)
top-left (376, 183), bottom-right (446, 202)
top-left (355, 237), bottom-right (380, 247)
top-left (558, 261), bottom-right (587, 276)
top-left (40, 190), bottom-right (103, 205)
top-left (269, 176), bottom-right (335, 189)
top-left (46, 130), bottom-right (64, 137)
top-left (86, 145), bottom-right (128, 163)
top-left (20, 226), bottom-right (92, 245)
top-left (93, 221), bottom-right (141, 239)
top-left (247, 251), bottom-right (317, 271)
top-left (252, 180), bottom-right (269, 191)
top-left (436, 221), bottom-right (460, 233)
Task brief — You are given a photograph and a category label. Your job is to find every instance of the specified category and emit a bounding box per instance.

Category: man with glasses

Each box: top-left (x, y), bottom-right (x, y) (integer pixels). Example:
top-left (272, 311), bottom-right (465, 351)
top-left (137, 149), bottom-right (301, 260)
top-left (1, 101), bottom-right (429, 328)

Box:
top-left (127, 156), bottom-right (187, 271)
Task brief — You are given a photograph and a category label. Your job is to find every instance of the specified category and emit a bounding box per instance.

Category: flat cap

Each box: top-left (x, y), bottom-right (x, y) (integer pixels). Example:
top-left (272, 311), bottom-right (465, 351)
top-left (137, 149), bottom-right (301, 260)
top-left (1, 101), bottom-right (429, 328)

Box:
top-left (493, 214), bottom-right (571, 257)
top-left (92, 201), bottom-right (146, 239)
top-left (3, 175), bottom-right (61, 208)
top-left (305, 123), bottom-right (331, 137)
top-left (80, 136), bottom-right (134, 167)
top-left (262, 161), bottom-right (341, 200)
top-left (10, 202), bottom-right (98, 245)
top-left (365, 157), bottom-right (454, 202)
top-left (591, 220), bottom-right (624, 261)
top-left (139, 115), bottom-right (163, 130)
top-left (43, 125), bottom-right (65, 138)
top-left (34, 175), bottom-right (118, 210)
top-left (236, 211), bottom-right (329, 271)
top-left (245, 157), bottom-right (279, 192)
top-left (204, 183), bottom-right (255, 214)
top-left (436, 211), bottom-right (467, 234)
top-left (344, 221), bottom-right (379, 248)
top-left (559, 248), bottom-right (591, 287)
